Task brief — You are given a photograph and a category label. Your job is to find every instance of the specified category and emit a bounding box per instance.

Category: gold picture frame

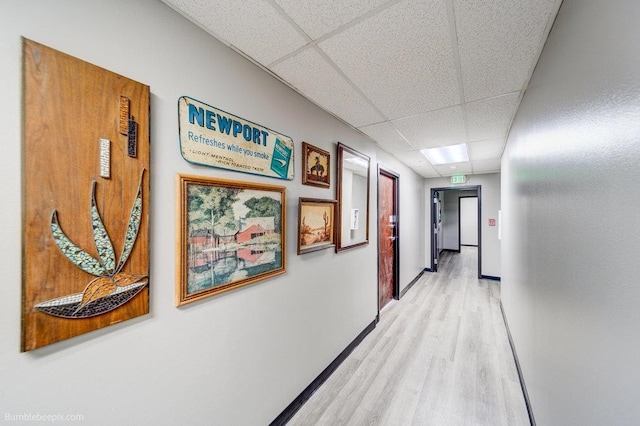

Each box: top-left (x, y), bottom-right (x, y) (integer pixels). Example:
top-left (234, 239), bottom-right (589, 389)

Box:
top-left (302, 142), bottom-right (330, 188)
top-left (176, 174), bottom-right (286, 306)
top-left (297, 198), bottom-right (337, 255)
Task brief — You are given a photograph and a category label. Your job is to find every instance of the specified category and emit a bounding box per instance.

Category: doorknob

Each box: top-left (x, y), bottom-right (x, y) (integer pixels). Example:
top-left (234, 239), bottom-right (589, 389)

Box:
top-left (389, 236), bottom-right (397, 241)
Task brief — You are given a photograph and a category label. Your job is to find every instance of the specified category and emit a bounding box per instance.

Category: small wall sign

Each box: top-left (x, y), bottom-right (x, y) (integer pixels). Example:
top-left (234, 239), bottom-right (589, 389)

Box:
top-left (488, 218), bottom-right (496, 226)
top-left (451, 174), bottom-right (467, 184)
top-left (178, 96), bottom-right (294, 180)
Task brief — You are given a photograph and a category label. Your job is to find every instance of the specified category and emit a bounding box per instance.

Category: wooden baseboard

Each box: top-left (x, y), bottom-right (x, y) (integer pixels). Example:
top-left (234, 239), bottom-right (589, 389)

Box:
top-left (500, 302), bottom-right (536, 426)
top-left (270, 319), bottom-right (377, 425)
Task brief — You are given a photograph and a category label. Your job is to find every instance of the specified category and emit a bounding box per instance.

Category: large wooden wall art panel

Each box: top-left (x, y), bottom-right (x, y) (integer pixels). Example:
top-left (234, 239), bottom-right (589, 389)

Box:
top-left (22, 39), bottom-right (150, 351)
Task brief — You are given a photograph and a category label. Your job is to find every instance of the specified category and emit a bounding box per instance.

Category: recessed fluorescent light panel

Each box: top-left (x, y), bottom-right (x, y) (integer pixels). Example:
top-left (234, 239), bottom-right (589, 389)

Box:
top-left (421, 144), bottom-right (469, 165)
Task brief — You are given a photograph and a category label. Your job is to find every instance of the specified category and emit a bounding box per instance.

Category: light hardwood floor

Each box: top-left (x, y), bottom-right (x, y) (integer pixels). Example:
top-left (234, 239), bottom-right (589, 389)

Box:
top-left (288, 247), bottom-right (530, 426)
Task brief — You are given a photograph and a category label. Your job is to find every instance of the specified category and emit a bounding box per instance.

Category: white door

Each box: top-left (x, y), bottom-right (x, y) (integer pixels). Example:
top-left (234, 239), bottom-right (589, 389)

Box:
top-left (460, 197), bottom-right (478, 246)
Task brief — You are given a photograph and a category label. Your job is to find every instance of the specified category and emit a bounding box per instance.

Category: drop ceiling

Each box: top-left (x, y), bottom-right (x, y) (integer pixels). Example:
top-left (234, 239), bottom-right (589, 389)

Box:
top-left (161, 0), bottom-right (562, 178)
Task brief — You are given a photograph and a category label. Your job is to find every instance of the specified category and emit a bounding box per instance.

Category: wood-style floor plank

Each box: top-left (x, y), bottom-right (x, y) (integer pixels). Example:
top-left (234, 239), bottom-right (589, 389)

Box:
top-left (288, 247), bottom-right (529, 426)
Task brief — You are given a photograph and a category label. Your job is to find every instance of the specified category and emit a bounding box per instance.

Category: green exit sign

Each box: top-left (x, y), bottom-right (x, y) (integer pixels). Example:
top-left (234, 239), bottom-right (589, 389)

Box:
top-left (451, 174), bottom-right (467, 184)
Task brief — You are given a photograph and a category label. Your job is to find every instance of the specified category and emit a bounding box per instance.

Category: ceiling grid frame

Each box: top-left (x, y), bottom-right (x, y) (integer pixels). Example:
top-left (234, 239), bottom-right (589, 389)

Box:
top-left (161, 0), bottom-right (564, 178)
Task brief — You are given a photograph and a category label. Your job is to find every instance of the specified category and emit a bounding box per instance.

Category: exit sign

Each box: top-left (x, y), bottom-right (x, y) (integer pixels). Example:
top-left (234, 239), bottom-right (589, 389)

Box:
top-left (451, 174), bottom-right (466, 184)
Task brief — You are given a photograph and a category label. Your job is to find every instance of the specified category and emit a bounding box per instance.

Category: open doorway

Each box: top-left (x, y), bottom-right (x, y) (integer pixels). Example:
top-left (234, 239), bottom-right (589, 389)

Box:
top-left (430, 186), bottom-right (482, 278)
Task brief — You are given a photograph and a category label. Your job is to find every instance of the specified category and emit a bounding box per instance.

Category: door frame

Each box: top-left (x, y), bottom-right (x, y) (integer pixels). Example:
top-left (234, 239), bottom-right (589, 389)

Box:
top-left (430, 185), bottom-right (482, 278)
top-left (377, 165), bottom-right (400, 320)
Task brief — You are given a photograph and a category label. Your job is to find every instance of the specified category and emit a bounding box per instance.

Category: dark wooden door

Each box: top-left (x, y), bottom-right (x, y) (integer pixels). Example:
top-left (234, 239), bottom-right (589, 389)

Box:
top-left (378, 169), bottom-right (398, 310)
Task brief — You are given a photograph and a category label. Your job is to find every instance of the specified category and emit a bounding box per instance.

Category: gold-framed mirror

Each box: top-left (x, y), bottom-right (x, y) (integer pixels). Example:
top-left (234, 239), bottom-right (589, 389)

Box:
top-left (336, 142), bottom-right (370, 252)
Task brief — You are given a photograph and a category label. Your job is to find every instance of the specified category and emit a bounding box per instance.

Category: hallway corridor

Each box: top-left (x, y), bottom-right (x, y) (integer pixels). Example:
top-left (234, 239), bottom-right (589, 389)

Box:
top-left (289, 247), bottom-right (529, 425)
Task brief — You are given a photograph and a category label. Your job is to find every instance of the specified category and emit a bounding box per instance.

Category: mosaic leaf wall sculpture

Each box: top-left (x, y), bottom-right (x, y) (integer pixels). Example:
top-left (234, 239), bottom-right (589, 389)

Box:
top-left (35, 171), bottom-right (147, 319)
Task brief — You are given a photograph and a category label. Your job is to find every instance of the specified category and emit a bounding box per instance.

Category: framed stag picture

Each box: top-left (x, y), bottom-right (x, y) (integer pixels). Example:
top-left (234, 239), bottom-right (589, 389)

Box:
top-left (297, 198), bottom-right (337, 255)
top-left (176, 174), bottom-right (286, 306)
top-left (302, 142), bottom-right (330, 188)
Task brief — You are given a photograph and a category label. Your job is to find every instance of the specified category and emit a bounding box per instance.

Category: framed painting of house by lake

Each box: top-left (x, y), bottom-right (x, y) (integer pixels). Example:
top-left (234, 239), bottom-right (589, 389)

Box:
top-left (176, 174), bottom-right (286, 306)
top-left (302, 142), bottom-right (330, 188)
top-left (298, 198), bottom-right (337, 255)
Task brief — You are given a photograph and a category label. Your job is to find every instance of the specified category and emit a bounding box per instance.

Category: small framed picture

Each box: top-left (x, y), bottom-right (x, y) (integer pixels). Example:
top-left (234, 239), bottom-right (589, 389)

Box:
top-left (302, 142), bottom-right (330, 188)
top-left (176, 174), bottom-right (286, 306)
top-left (298, 198), bottom-right (337, 255)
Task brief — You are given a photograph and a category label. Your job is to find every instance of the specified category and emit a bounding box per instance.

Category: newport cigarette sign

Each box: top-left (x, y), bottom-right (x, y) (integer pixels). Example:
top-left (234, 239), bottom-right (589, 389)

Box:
top-left (178, 96), bottom-right (294, 180)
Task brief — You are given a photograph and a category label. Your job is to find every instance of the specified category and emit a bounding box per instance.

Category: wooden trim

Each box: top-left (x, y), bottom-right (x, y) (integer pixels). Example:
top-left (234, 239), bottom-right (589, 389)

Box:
top-left (336, 142), bottom-right (371, 252)
top-left (500, 302), bottom-right (536, 426)
top-left (270, 319), bottom-right (377, 426)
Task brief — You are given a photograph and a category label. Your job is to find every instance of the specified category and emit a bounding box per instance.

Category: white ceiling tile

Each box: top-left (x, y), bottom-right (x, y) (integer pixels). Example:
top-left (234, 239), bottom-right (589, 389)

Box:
top-left (412, 164), bottom-right (442, 178)
top-left (272, 48), bottom-right (384, 127)
top-left (393, 150), bottom-right (432, 168)
top-left (433, 162), bottom-right (473, 176)
top-left (162, 0), bottom-right (307, 65)
top-left (274, 0), bottom-right (389, 39)
top-left (392, 105), bottom-right (466, 149)
top-left (455, 0), bottom-right (560, 102)
top-left (472, 158), bottom-right (502, 174)
top-left (468, 138), bottom-right (506, 161)
top-left (358, 122), bottom-right (415, 154)
top-left (165, 0), bottom-right (560, 178)
top-left (319, 0), bottom-right (460, 119)
top-left (466, 93), bottom-right (520, 141)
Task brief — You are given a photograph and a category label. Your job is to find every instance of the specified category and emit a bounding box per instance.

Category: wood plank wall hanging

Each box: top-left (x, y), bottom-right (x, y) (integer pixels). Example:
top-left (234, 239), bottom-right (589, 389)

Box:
top-left (22, 39), bottom-right (150, 351)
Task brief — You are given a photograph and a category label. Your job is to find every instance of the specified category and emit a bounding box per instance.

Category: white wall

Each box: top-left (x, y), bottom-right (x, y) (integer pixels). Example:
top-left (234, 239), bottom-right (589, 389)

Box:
top-left (0, 1), bottom-right (426, 424)
top-left (424, 173), bottom-right (501, 277)
top-left (396, 166), bottom-right (426, 294)
top-left (501, 0), bottom-right (640, 424)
